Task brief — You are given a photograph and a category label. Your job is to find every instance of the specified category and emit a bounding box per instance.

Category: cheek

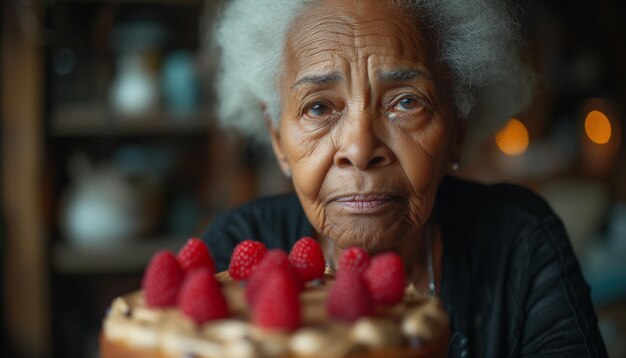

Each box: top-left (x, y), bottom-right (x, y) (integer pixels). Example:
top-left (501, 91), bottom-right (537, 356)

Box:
top-left (393, 120), bottom-right (452, 208)
top-left (281, 125), bottom-right (335, 208)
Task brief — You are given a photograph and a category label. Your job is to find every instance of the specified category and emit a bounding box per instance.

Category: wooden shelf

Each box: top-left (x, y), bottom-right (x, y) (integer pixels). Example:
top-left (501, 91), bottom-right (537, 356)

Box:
top-left (52, 237), bottom-right (185, 274)
top-left (50, 0), bottom-right (206, 5)
top-left (51, 103), bottom-right (214, 137)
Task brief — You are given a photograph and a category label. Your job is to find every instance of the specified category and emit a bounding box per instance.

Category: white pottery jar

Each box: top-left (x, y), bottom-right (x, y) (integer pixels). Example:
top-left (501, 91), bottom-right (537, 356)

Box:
top-left (110, 53), bottom-right (158, 116)
top-left (62, 156), bottom-right (142, 248)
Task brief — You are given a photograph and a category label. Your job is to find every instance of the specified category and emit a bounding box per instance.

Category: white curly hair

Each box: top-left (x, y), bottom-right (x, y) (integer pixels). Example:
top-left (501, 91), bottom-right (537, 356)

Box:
top-left (213, 0), bottom-right (534, 142)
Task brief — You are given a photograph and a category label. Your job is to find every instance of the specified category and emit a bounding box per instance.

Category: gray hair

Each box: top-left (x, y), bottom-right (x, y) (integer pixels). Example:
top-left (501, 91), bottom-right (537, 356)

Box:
top-left (213, 0), bottom-right (534, 142)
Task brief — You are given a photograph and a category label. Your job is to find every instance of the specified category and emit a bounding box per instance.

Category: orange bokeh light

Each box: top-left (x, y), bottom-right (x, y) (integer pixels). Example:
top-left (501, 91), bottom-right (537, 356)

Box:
top-left (495, 118), bottom-right (529, 156)
top-left (584, 110), bottom-right (611, 144)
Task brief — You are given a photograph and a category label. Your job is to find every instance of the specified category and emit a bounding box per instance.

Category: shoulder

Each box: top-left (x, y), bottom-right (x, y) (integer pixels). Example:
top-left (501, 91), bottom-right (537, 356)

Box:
top-left (212, 193), bottom-right (303, 227)
top-left (202, 193), bottom-right (310, 271)
top-left (440, 176), bottom-right (555, 226)
top-left (439, 176), bottom-right (563, 253)
top-left (441, 176), bottom-right (568, 266)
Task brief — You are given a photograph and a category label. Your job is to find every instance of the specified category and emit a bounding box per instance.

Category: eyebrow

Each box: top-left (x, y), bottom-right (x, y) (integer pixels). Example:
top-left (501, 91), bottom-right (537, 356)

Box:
top-left (377, 69), bottom-right (430, 82)
top-left (292, 72), bottom-right (342, 88)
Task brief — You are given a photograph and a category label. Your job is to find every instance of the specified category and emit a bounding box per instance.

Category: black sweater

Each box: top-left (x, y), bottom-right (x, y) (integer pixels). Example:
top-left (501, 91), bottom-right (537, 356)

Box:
top-left (203, 176), bottom-right (607, 357)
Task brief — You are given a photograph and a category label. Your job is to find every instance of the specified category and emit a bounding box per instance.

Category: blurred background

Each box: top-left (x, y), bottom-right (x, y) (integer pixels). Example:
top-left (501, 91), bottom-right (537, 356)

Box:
top-left (1, 0), bottom-right (625, 357)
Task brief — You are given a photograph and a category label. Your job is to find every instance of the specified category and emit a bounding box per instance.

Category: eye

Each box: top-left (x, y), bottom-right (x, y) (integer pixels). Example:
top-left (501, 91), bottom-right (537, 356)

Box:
top-left (393, 96), bottom-right (421, 112)
top-left (305, 101), bottom-right (332, 118)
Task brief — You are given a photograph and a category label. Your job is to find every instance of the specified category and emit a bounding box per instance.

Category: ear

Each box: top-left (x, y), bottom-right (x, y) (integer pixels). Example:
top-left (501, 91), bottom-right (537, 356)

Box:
top-left (265, 113), bottom-right (292, 178)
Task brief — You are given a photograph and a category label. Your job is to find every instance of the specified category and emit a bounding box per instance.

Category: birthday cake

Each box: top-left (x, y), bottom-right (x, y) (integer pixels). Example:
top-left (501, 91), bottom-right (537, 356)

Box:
top-left (100, 238), bottom-right (450, 357)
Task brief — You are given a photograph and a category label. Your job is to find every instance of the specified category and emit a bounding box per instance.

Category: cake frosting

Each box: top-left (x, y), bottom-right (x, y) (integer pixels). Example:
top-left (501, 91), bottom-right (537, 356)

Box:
top-left (101, 269), bottom-right (450, 358)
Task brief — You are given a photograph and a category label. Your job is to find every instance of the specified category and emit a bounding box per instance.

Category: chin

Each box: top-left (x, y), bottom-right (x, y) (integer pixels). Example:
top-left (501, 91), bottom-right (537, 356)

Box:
top-left (324, 220), bottom-right (413, 254)
top-left (331, 230), bottom-right (402, 254)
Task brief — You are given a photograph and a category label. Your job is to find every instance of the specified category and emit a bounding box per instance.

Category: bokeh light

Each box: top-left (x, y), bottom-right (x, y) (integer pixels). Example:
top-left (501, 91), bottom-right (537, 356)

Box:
top-left (495, 118), bottom-right (529, 156)
top-left (584, 110), bottom-right (612, 144)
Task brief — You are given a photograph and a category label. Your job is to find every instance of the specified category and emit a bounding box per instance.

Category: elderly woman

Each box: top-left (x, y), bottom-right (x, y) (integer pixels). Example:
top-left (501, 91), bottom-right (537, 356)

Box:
top-left (204, 0), bottom-right (607, 356)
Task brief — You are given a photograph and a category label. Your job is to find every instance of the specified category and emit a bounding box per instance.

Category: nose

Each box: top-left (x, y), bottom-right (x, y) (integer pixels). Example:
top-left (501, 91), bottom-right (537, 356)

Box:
top-left (333, 113), bottom-right (394, 170)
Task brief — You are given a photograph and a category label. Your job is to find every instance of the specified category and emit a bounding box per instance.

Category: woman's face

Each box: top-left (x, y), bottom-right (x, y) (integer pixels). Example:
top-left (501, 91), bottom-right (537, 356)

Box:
top-left (271, 0), bottom-right (463, 252)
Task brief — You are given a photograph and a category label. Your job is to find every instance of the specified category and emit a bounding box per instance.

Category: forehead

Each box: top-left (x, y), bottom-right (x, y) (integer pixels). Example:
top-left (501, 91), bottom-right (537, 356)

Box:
top-left (284, 0), bottom-right (431, 75)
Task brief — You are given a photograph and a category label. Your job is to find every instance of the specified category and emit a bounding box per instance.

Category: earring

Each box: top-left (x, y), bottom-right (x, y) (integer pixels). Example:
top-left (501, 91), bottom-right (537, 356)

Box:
top-left (451, 162), bottom-right (459, 171)
top-left (285, 168), bottom-right (292, 178)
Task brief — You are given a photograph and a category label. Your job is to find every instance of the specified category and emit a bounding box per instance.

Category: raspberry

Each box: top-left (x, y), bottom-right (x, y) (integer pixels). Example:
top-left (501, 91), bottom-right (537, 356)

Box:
top-left (338, 247), bottom-right (371, 274)
top-left (288, 237), bottom-right (325, 282)
top-left (246, 250), bottom-right (304, 306)
top-left (178, 269), bottom-right (229, 324)
top-left (252, 269), bottom-right (301, 331)
top-left (327, 270), bottom-right (373, 322)
top-left (363, 252), bottom-right (406, 305)
top-left (177, 238), bottom-right (216, 274)
top-left (228, 240), bottom-right (267, 280)
top-left (141, 251), bottom-right (184, 308)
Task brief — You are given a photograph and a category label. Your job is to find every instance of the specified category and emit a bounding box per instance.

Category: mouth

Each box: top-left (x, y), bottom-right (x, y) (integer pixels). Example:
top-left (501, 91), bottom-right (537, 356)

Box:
top-left (328, 193), bottom-right (400, 213)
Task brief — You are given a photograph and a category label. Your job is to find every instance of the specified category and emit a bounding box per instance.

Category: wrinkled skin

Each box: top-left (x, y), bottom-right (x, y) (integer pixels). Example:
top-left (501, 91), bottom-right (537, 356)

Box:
top-left (270, 0), bottom-right (465, 256)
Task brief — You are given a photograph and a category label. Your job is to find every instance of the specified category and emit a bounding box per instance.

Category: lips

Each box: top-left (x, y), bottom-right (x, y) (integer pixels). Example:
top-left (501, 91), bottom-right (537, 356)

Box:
top-left (329, 193), bottom-right (399, 212)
